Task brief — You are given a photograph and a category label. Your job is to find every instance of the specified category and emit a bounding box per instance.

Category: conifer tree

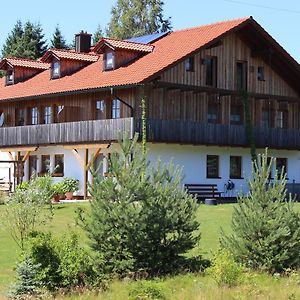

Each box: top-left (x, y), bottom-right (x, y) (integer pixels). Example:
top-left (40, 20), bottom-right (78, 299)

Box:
top-left (107, 0), bottom-right (172, 39)
top-left (221, 150), bottom-right (300, 272)
top-left (93, 24), bottom-right (103, 45)
top-left (50, 25), bottom-right (68, 49)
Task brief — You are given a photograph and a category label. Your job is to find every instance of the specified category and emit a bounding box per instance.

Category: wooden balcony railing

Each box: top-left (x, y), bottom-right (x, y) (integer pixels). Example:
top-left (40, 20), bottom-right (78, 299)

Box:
top-left (135, 119), bottom-right (300, 149)
top-left (0, 118), bottom-right (134, 147)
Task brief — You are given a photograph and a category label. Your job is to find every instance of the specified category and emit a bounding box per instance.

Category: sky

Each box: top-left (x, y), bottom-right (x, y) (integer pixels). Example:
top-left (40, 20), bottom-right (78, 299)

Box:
top-left (0, 0), bottom-right (300, 61)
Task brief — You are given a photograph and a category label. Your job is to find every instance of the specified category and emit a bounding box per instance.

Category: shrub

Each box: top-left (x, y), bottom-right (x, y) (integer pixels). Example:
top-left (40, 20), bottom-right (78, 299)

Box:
top-left (129, 281), bottom-right (166, 300)
top-left (61, 178), bottom-right (79, 193)
top-left (51, 182), bottom-right (65, 196)
top-left (78, 134), bottom-right (200, 277)
top-left (24, 232), bottom-right (96, 291)
top-left (221, 150), bottom-right (300, 272)
top-left (206, 250), bottom-right (244, 287)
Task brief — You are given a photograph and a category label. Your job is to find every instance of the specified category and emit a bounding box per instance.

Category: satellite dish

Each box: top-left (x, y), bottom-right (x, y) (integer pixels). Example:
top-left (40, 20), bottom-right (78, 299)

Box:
top-left (0, 113), bottom-right (4, 127)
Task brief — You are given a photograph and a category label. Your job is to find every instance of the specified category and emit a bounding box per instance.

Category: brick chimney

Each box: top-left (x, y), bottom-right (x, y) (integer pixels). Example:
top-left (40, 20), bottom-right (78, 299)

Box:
top-left (75, 31), bottom-right (92, 53)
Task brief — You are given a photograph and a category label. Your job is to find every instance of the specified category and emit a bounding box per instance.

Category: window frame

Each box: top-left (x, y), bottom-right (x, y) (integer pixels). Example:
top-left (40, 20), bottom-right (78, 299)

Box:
top-left (236, 61), bottom-right (248, 91)
top-left (230, 104), bottom-right (243, 125)
top-left (112, 99), bottom-right (121, 119)
top-left (276, 157), bottom-right (287, 177)
top-left (43, 106), bottom-right (52, 124)
top-left (6, 68), bottom-right (14, 85)
top-left (52, 60), bottom-right (61, 79)
top-left (95, 99), bottom-right (106, 120)
top-left (105, 51), bottom-right (115, 70)
top-left (207, 101), bottom-right (220, 124)
top-left (53, 154), bottom-right (64, 177)
top-left (276, 110), bottom-right (288, 129)
top-left (206, 155), bottom-right (220, 179)
top-left (230, 156), bottom-right (242, 179)
top-left (185, 56), bottom-right (195, 72)
top-left (41, 155), bottom-right (51, 175)
top-left (257, 66), bottom-right (265, 81)
top-left (205, 56), bottom-right (217, 87)
top-left (30, 107), bottom-right (39, 125)
top-left (28, 155), bottom-right (38, 179)
top-left (16, 108), bottom-right (26, 126)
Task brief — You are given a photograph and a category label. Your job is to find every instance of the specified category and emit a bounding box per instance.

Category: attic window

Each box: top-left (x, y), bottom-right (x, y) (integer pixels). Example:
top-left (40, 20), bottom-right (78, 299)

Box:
top-left (52, 61), bottom-right (61, 78)
top-left (6, 69), bottom-right (14, 85)
top-left (258, 66), bottom-right (265, 81)
top-left (105, 52), bottom-right (115, 70)
top-left (185, 57), bottom-right (194, 72)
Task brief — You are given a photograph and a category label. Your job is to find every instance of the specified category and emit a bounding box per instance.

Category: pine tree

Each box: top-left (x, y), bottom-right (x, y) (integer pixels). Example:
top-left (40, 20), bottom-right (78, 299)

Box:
top-left (78, 133), bottom-right (200, 276)
top-left (107, 0), bottom-right (172, 39)
top-left (221, 150), bottom-right (300, 272)
top-left (2, 21), bottom-right (47, 59)
top-left (93, 24), bottom-right (103, 45)
top-left (51, 25), bottom-right (68, 49)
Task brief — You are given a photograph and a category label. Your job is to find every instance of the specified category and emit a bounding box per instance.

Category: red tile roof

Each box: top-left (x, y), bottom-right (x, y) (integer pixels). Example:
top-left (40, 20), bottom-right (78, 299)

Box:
top-left (94, 38), bottom-right (154, 53)
top-left (0, 58), bottom-right (50, 70)
top-left (2, 17), bottom-right (296, 101)
top-left (41, 49), bottom-right (99, 63)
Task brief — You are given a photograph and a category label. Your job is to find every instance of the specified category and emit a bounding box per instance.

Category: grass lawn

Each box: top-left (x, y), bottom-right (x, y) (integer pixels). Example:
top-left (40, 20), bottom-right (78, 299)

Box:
top-left (1, 202), bottom-right (300, 299)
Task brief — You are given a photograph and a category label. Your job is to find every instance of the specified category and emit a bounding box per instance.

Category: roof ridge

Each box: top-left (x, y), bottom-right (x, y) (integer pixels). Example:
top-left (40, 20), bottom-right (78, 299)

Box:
top-left (50, 48), bottom-right (99, 56)
top-left (6, 57), bottom-right (49, 64)
top-left (171, 16), bottom-right (251, 34)
top-left (103, 37), bottom-right (154, 47)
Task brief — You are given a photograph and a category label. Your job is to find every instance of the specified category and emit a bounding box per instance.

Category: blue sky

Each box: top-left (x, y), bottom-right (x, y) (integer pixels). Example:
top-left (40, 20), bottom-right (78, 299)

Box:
top-left (1, 0), bottom-right (300, 61)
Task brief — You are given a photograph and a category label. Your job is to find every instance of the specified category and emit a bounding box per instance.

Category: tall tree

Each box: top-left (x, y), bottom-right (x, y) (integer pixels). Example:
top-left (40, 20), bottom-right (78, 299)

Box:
top-left (2, 21), bottom-right (47, 59)
top-left (107, 0), bottom-right (171, 39)
top-left (50, 25), bottom-right (68, 49)
top-left (93, 24), bottom-right (103, 45)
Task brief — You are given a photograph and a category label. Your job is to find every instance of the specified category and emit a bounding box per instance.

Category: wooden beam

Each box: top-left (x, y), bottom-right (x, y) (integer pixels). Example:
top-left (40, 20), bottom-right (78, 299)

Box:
top-left (71, 149), bottom-right (85, 168)
top-left (84, 149), bottom-right (88, 199)
top-left (0, 147), bottom-right (38, 152)
top-left (22, 151), bottom-right (32, 162)
top-left (64, 143), bottom-right (109, 150)
top-left (86, 148), bottom-right (102, 170)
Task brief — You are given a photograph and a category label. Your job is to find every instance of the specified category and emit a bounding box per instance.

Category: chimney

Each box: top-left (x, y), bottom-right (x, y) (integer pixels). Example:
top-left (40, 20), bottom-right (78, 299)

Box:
top-left (75, 31), bottom-right (92, 53)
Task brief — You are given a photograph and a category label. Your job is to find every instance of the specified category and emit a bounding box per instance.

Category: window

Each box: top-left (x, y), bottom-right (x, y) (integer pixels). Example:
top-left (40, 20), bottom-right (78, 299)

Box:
top-left (44, 106), bottom-right (52, 124)
top-left (105, 52), bottom-right (114, 70)
top-left (230, 156), bottom-right (242, 179)
top-left (258, 66), bottom-right (265, 81)
top-left (112, 99), bottom-right (121, 119)
top-left (6, 68), bottom-right (14, 85)
top-left (96, 100), bottom-right (106, 120)
top-left (236, 61), bottom-right (247, 91)
top-left (185, 56), bottom-right (194, 72)
top-left (31, 107), bottom-right (38, 125)
top-left (56, 105), bottom-right (64, 123)
top-left (28, 155), bottom-right (37, 179)
top-left (205, 57), bottom-right (217, 87)
top-left (262, 109), bottom-right (270, 128)
top-left (16, 109), bottom-right (25, 126)
top-left (276, 110), bottom-right (287, 128)
top-left (52, 60), bottom-right (60, 78)
top-left (207, 103), bottom-right (219, 124)
top-left (276, 158), bottom-right (287, 177)
top-left (54, 154), bottom-right (64, 176)
top-left (230, 105), bottom-right (243, 125)
top-left (207, 155), bottom-right (219, 178)
top-left (41, 155), bottom-right (50, 174)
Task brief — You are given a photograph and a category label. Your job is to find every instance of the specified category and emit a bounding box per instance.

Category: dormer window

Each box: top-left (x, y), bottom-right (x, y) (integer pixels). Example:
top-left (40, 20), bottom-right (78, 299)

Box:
top-left (105, 52), bottom-right (115, 70)
top-left (6, 68), bottom-right (14, 85)
top-left (52, 60), bottom-right (61, 78)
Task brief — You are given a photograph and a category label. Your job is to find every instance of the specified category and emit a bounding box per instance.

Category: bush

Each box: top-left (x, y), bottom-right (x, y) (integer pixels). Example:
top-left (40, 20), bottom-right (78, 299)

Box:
top-left (51, 182), bottom-right (65, 196)
top-left (61, 178), bottom-right (79, 193)
top-left (129, 281), bottom-right (166, 300)
top-left (23, 232), bottom-right (96, 291)
top-left (78, 134), bottom-right (200, 277)
top-left (221, 150), bottom-right (300, 272)
top-left (206, 250), bottom-right (244, 287)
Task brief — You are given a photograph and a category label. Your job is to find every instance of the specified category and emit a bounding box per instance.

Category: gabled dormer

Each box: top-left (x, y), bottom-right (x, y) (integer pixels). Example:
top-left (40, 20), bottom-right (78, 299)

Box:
top-left (0, 58), bottom-right (49, 86)
top-left (41, 48), bottom-right (99, 79)
top-left (93, 38), bottom-right (154, 71)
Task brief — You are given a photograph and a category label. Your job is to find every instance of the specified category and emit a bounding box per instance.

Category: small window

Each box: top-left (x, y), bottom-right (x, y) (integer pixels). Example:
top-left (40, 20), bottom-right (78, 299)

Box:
top-left (236, 61), bottom-right (247, 91)
top-left (207, 155), bottom-right (219, 178)
top-left (16, 109), bottom-right (25, 126)
top-left (205, 57), bottom-right (217, 87)
top-left (52, 61), bottom-right (60, 78)
top-left (207, 103), bottom-right (219, 124)
top-left (230, 156), bottom-right (242, 179)
top-left (185, 57), bottom-right (194, 72)
top-left (105, 52), bottom-right (114, 70)
top-left (54, 154), bottom-right (64, 176)
top-left (258, 66), bottom-right (265, 81)
top-left (230, 105), bottom-right (243, 125)
top-left (41, 155), bottom-right (51, 174)
top-left (31, 107), bottom-right (38, 125)
top-left (112, 99), bottom-right (121, 119)
top-left (6, 69), bottom-right (14, 85)
top-left (28, 155), bottom-right (37, 179)
top-left (276, 110), bottom-right (287, 128)
top-left (44, 106), bottom-right (52, 124)
top-left (276, 158), bottom-right (287, 177)
top-left (96, 100), bottom-right (106, 120)
top-left (261, 109), bottom-right (270, 128)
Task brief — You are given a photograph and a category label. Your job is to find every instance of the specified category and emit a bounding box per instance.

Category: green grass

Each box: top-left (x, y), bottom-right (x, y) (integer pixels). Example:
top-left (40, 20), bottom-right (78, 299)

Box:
top-left (1, 203), bottom-right (300, 299)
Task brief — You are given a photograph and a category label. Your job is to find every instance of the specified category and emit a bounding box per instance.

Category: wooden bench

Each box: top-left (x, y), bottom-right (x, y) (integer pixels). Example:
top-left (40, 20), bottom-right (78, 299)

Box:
top-left (185, 184), bottom-right (222, 201)
top-left (0, 181), bottom-right (13, 193)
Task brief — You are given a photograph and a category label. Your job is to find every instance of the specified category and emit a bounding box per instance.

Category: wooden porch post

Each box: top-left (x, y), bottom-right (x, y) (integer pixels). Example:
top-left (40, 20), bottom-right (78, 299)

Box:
top-left (84, 149), bottom-right (88, 199)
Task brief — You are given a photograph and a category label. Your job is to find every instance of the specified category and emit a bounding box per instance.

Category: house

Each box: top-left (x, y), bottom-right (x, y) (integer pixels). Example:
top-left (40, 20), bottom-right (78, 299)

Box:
top-left (0, 17), bottom-right (300, 198)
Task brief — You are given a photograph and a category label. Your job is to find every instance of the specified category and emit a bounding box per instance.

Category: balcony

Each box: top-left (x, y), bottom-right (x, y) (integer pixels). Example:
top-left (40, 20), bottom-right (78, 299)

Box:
top-left (0, 118), bottom-right (134, 148)
top-left (135, 119), bottom-right (300, 150)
